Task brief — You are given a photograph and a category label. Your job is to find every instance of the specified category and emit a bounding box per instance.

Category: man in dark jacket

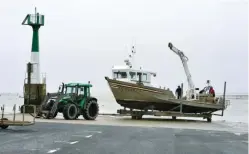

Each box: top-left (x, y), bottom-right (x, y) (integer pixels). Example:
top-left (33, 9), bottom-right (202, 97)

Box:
top-left (175, 86), bottom-right (182, 99)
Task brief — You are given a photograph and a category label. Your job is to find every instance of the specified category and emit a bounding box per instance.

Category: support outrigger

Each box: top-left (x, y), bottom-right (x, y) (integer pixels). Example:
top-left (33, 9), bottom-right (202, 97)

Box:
top-left (0, 104), bottom-right (36, 129)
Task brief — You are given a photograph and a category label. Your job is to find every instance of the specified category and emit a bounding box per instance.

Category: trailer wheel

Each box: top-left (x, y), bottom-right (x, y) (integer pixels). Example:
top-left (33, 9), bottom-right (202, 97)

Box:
top-left (63, 104), bottom-right (78, 120)
top-left (131, 115), bottom-right (143, 120)
top-left (0, 118), bottom-right (9, 129)
top-left (82, 99), bottom-right (99, 120)
top-left (207, 117), bottom-right (212, 122)
top-left (131, 116), bottom-right (136, 119)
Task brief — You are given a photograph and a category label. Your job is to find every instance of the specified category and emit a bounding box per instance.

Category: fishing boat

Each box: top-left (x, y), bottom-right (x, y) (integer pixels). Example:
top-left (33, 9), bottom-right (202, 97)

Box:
top-left (105, 44), bottom-right (229, 116)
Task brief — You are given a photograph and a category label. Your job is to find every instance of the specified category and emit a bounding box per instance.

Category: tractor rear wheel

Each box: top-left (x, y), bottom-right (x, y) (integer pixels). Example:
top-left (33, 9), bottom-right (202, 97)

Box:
top-left (63, 104), bottom-right (78, 120)
top-left (82, 99), bottom-right (99, 120)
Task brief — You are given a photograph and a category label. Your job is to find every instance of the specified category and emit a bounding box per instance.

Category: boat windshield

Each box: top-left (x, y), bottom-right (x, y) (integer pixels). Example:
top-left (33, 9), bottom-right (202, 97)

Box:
top-left (113, 72), bottom-right (127, 79)
top-left (129, 72), bottom-right (136, 80)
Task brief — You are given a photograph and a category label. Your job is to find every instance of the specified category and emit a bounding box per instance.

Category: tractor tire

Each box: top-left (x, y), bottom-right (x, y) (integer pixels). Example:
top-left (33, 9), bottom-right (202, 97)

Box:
top-left (45, 100), bottom-right (55, 110)
top-left (82, 99), bottom-right (99, 120)
top-left (53, 111), bottom-right (58, 118)
top-left (75, 114), bottom-right (81, 120)
top-left (0, 118), bottom-right (9, 129)
top-left (63, 104), bottom-right (78, 120)
top-left (44, 111), bottom-right (58, 119)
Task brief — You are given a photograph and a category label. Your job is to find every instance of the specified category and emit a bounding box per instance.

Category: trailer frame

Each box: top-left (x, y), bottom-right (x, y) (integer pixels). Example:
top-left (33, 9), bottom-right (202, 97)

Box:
top-left (117, 99), bottom-right (230, 122)
top-left (0, 104), bottom-right (36, 129)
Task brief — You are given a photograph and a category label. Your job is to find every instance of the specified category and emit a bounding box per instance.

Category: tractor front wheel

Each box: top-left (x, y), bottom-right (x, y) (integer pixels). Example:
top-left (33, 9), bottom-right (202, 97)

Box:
top-left (82, 99), bottom-right (99, 120)
top-left (63, 104), bottom-right (78, 120)
top-left (44, 111), bottom-right (58, 119)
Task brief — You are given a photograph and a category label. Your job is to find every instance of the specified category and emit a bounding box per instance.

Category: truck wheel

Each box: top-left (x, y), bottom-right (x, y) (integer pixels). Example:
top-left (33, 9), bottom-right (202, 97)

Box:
top-left (0, 118), bottom-right (9, 129)
top-left (63, 104), bottom-right (78, 120)
top-left (82, 99), bottom-right (99, 120)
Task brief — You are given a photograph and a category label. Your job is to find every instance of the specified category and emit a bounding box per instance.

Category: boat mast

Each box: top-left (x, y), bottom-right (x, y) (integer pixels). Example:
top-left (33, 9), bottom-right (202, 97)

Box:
top-left (125, 45), bottom-right (136, 68)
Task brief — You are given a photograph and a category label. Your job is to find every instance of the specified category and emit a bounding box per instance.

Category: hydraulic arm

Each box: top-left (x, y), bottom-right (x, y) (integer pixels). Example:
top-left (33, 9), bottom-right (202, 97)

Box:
top-left (168, 42), bottom-right (196, 100)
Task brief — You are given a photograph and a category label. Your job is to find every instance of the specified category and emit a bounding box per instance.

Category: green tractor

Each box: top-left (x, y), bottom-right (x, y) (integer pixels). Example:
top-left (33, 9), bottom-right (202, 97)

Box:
top-left (43, 82), bottom-right (99, 120)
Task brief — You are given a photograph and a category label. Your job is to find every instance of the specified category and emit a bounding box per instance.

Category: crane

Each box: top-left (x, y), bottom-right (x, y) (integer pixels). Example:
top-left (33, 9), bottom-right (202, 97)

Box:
top-left (168, 42), bottom-right (198, 100)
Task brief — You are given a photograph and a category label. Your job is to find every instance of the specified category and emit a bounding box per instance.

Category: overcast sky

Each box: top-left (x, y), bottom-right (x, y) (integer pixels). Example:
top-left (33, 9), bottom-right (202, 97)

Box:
top-left (0, 0), bottom-right (248, 96)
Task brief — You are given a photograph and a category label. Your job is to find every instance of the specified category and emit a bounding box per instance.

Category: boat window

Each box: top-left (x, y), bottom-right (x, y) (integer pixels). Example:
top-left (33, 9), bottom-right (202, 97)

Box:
top-left (142, 73), bottom-right (147, 81)
top-left (119, 72), bottom-right (127, 78)
top-left (113, 71), bottom-right (127, 79)
top-left (147, 74), bottom-right (151, 82)
top-left (129, 72), bottom-right (136, 79)
top-left (113, 72), bottom-right (118, 78)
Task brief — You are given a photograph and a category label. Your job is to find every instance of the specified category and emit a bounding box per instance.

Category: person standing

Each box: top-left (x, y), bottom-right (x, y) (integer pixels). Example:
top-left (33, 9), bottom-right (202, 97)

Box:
top-left (175, 86), bottom-right (182, 99)
top-left (209, 86), bottom-right (215, 97)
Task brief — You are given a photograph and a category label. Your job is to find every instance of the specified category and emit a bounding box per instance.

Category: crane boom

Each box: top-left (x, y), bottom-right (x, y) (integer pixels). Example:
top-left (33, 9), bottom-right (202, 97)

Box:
top-left (168, 42), bottom-right (196, 100)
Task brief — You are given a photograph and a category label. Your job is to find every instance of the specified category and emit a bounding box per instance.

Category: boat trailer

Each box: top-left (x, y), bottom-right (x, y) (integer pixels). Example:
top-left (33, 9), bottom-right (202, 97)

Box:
top-left (0, 104), bottom-right (36, 129)
top-left (117, 99), bottom-right (230, 122)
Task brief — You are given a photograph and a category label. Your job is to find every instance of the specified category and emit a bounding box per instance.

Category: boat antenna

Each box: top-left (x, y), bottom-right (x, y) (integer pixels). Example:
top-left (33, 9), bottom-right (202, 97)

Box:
top-left (124, 43), bottom-right (136, 68)
top-left (131, 45), bottom-right (136, 67)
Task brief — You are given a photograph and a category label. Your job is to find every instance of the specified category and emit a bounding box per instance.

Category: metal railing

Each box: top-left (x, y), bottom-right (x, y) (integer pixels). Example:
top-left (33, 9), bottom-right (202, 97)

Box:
top-left (0, 104), bottom-right (36, 126)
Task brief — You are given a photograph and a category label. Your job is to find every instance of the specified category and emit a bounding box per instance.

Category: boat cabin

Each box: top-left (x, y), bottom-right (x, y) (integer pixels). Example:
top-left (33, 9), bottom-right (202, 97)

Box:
top-left (110, 45), bottom-right (157, 86)
top-left (111, 65), bottom-right (156, 86)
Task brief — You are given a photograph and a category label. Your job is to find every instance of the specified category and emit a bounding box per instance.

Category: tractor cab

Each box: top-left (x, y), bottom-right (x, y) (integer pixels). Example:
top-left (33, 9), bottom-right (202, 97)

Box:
top-left (63, 83), bottom-right (92, 98)
top-left (58, 82), bottom-right (93, 107)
